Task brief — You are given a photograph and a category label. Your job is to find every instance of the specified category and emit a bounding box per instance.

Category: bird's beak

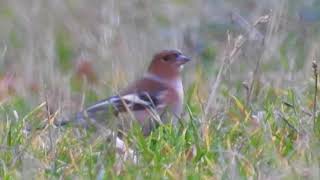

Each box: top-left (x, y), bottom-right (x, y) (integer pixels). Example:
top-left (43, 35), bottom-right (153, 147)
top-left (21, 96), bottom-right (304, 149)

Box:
top-left (176, 55), bottom-right (191, 65)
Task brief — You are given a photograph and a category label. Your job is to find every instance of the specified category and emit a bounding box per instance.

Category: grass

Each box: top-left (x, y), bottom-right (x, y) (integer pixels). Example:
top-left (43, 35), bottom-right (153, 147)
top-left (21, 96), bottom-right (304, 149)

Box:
top-left (1, 73), bottom-right (320, 179)
top-left (1, 0), bottom-right (320, 179)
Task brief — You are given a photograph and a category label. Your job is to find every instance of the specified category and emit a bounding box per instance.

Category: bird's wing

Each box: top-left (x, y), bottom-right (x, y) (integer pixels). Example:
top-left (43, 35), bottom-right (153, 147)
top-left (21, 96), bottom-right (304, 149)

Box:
top-left (55, 78), bottom-right (170, 127)
top-left (85, 90), bottom-right (168, 114)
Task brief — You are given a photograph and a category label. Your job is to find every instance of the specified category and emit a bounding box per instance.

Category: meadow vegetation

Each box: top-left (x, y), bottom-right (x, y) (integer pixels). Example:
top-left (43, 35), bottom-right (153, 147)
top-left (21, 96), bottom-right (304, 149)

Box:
top-left (1, 0), bottom-right (320, 179)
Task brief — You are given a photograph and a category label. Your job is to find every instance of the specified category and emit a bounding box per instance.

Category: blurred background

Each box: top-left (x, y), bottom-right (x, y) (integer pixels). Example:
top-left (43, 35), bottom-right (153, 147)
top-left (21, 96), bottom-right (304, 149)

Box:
top-left (3, 0), bottom-right (320, 179)
top-left (0, 0), bottom-right (320, 114)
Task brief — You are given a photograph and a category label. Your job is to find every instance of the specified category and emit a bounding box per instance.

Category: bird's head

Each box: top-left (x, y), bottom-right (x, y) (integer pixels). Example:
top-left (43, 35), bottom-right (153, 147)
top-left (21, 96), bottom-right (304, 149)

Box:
top-left (147, 49), bottom-right (191, 80)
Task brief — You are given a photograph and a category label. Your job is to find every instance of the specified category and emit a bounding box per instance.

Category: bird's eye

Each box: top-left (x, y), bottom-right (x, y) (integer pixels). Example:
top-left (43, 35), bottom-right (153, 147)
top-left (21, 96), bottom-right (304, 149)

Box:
top-left (162, 56), bottom-right (170, 62)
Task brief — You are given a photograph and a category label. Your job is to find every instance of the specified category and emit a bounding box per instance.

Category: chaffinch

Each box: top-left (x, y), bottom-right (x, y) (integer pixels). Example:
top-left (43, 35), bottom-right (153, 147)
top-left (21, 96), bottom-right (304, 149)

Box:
top-left (59, 49), bottom-right (191, 135)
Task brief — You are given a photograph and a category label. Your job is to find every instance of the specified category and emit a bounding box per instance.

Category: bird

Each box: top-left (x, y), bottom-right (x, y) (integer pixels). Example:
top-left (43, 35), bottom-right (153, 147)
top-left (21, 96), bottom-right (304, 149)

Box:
top-left (56, 49), bottom-right (191, 136)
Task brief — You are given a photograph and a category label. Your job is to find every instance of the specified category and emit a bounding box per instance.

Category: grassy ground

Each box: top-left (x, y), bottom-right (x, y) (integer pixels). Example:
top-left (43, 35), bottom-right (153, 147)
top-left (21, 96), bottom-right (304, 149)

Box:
top-left (1, 0), bottom-right (320, 179)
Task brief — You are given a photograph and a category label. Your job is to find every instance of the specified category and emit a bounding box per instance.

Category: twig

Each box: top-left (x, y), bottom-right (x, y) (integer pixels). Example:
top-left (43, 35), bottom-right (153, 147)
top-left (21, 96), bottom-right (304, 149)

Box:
top-left (203, 34), bottom-right (245, 120)
top-left (312, 60), bottom-right (318, 131)
top-left (203, 13), bottom-right (270, 121)
top-left (282, 101), bottom-right (312, 117)
top-left (246, 14), bottom-right (271, 107)
top-left (247, 55), bottom-right (262, 107)
top-left (45, 95), bottom-right (54, 152)
top-left (242, 81), bottom-right (250, 106)
top-left (0, 44), bottom-right (7, 60)
top-left (278, 112), bottom-right (299, 133)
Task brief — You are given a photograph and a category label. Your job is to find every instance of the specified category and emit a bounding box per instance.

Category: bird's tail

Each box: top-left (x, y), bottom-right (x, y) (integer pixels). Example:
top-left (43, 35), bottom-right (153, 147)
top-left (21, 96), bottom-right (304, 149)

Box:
top-left (53, 112), bottom-right (89, 127)
top-left (53, 97), bottom-right (115, 127)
